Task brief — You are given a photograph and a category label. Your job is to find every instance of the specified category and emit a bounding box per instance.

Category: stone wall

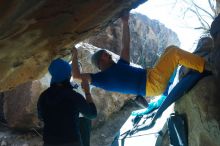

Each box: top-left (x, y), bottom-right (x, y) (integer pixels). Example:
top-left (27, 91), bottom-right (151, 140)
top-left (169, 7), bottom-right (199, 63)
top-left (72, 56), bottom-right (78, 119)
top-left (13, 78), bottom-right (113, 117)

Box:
top-left (3, 81), bottom-right (43, 129)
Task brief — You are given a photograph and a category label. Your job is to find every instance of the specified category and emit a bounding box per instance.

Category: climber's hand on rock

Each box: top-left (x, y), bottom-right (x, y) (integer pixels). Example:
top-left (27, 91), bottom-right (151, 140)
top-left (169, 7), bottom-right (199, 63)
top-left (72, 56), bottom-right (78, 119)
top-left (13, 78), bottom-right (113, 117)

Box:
top-left (121, 11), bottom-right (129, 23)
top-left (71, 46), bottom-right (77, 56)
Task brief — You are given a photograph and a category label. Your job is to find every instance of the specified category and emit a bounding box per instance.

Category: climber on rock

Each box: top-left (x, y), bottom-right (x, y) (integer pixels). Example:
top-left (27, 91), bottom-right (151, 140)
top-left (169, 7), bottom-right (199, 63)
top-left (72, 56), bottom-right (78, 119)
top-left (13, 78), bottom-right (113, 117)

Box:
top-left (145, 13), bottom-right (219, 119)
top-left (71, 11), bottom-right (212, 107)
top-left (132, 36), bottom-right (214, 116)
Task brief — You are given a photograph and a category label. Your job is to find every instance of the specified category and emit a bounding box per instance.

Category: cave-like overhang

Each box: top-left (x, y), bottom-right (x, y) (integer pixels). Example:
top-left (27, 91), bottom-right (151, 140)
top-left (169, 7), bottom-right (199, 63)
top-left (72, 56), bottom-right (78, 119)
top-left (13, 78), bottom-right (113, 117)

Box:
top-left (0, 0), bottom-right (147, 91)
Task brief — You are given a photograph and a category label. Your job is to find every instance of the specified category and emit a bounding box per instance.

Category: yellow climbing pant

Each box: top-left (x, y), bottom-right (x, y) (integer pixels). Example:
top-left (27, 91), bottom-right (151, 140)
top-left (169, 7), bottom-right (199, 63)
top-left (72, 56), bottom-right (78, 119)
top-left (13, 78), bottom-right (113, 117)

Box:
top-left (146, 45), bottom-right (205, 96)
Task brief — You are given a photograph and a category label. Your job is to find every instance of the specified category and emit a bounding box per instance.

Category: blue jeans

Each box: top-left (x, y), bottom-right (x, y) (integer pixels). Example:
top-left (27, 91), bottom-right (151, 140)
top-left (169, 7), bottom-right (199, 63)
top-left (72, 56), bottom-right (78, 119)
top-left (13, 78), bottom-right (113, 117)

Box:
top-left (152, 71), bottom-right (211, 120)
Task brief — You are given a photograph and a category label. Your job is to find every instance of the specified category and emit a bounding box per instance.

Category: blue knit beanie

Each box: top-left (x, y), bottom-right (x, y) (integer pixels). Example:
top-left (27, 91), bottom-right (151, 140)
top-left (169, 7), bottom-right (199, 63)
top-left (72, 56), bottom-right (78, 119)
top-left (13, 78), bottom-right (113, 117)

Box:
top-left (48, 58), bottom-right (71, 84)
top-left (210, 14), bottom-right (220, 38)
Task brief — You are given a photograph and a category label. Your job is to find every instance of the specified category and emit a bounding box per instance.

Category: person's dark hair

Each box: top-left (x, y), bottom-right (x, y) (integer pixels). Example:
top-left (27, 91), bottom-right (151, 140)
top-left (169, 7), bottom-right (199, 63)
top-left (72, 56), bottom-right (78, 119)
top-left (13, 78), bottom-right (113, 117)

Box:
top-left (91, 49), bottom-right (106, 68)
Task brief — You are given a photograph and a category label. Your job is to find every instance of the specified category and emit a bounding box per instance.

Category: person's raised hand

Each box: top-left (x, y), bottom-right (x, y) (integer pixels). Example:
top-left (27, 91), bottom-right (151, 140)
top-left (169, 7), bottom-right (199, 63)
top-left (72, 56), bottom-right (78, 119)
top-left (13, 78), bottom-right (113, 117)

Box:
top-left (81, 77), bottom-right (90, 94)
top-left (71, 46), bottom-right (77, 56)
top-left (121, 10), bottom-right (129, 23)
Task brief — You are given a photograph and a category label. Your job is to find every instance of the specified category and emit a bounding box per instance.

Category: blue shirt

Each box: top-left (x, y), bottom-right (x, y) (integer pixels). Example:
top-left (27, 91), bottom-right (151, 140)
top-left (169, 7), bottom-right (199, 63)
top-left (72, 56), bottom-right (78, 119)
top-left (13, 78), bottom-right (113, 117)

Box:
top-left (91, 59), bottom-right (146, 96)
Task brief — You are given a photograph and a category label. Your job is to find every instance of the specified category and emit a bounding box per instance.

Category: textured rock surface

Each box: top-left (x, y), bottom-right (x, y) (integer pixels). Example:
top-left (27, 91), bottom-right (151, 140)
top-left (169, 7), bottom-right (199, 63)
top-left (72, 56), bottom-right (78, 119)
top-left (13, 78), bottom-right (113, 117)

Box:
top-left (173, 33), bottom-right (220, 146)
top-left (85, 13), bottom-right (180, 67)
top-left (3, 81), bottom-right (43, 129)
top-left (0, 0), bottom-right (147, 92)
top-left (175, 76), bottom-right (220, 146)
top-left (212, 45), bottom-right (220, 84)
top-left (2, 73), bottom-right (50, 129)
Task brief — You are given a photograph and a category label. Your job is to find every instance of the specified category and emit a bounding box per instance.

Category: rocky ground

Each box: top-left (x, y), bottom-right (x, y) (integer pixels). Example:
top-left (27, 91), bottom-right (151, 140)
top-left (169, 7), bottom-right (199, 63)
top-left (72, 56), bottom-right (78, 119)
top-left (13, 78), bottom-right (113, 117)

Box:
top-left (0, 123), bottom-right (42, 146)
top-left (90, 100), bottom-right (140, 146)
top-left (0, 100), bottom-right (140, 146)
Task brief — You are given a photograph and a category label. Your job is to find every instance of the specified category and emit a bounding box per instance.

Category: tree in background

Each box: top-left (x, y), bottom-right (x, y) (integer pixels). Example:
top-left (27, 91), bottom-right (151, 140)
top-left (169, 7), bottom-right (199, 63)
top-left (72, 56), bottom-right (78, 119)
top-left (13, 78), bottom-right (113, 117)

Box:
top-left (175, 0), bottom-right (219, 34)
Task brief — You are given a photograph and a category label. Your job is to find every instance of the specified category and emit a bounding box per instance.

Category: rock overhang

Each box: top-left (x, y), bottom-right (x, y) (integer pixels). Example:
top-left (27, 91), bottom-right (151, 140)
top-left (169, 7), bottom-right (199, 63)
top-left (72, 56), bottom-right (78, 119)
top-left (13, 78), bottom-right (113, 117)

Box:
top-left (0, 0), bottom-right (147, 91)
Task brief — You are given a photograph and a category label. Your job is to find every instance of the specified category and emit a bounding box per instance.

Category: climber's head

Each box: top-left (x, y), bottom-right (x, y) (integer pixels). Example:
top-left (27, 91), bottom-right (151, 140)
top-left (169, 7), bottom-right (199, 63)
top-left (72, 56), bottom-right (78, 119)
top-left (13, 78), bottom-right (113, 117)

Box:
top-left (91, 49), bottom-right (114, 71)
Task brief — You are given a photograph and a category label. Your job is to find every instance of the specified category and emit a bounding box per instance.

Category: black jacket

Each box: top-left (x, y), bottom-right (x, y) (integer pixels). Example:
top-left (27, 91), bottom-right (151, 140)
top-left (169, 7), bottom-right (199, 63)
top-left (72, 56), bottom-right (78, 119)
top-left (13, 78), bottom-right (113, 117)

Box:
top-left (37, 81), bottom-right (97, 144)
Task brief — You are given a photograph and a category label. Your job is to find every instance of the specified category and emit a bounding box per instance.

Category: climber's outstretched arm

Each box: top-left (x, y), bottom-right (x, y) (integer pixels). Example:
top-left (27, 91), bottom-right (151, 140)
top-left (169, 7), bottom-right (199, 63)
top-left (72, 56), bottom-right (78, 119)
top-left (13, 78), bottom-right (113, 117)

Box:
top-left (120, 12), bottom-right (130, 63)
top-left (71, 46), bottom-right (91, 83)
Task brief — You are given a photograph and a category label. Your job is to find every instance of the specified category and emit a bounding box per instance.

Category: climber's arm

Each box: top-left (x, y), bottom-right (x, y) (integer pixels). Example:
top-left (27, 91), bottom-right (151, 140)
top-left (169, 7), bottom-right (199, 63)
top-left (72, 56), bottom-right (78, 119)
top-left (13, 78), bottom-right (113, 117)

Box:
top-left (72, 46), bottom-right (91, 83)
top-left (120, 12), bottom-right (130, 63)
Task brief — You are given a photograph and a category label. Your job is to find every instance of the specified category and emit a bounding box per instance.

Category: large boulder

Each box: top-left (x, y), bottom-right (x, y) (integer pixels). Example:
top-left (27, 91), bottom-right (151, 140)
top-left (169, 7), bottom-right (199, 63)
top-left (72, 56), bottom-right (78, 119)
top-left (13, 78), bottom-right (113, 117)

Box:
top-left (3, 73), bottom-right (50, 129)
top-left (0, 0), bottom-right (147, 92)
top-left (3, 81), bottom-right (43, 129)
top-left (172, 35), bottom-right (220, 146)
top-left (175, 76), bottom-right (220, 146)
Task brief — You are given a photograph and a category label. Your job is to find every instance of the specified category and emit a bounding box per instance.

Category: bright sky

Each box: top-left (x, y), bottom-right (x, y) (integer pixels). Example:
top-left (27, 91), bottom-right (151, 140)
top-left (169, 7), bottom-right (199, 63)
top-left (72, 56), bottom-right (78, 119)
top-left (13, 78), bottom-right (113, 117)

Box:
top-left (132, 0), bottom-right (214, 52)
